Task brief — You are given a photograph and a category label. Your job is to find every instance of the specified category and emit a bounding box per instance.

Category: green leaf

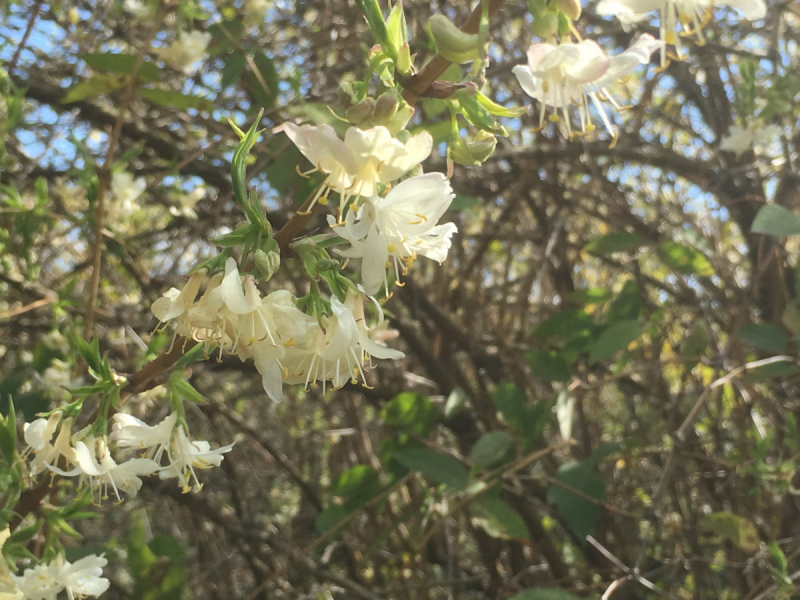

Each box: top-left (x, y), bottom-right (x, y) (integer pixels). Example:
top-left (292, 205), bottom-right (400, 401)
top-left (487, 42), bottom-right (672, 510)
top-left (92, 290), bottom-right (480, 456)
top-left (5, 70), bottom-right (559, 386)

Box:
top-left (62, 74), bottom-right (129, 103)
top-left (456, 91), bottom-right (505, 135)
top-left (208, 20), bottom-right (245, 55)
top-left (449, 194), bottom-right (481, 211)
top-left (589, 319), bottom-right (641, 364)
top-left (471, 495), bottom-right (529, 540)
top-left (738, 323), bottom-right (788, 354)
top-left (385, 0), bottom-right (408, 58)
top-left (136, 88), bottom-right (214, 112)
top-left (221, 52), bottom-right (246, 89)
top-left (469, 432), bottom-right (514, 467)
top-left (249, 51), bottom-right (279, 109)
top-left (657, 242), bottom-right (714, 276)
top-left (0, 397), bottom-right (16, 463)
top-left (393, 448), bottom-right (469, 491)
top-left (353, 0), bottom-right (390, 56)
top-left (81, 53), bottom-right (160, 81)
top-left (534, 309), bottom-right (593, 340)
top-left (701, 512), bottom-right (760, 552)
top-left (569, 288), bottom-right (612, 305)
top-left (230, 112), bottom-right (263, 214)
top-left (508, 589), bottom-right (582, 600)
top-left (169, 377), bottom-right (206, 404)
top-left (493, 383), bottom-right (552, 449)
top-left (475, 91), bottom-right (527, 117)
top-left (607, 281), bottom-right (642, 322)
top-left (751, 205), bottom-right (800, 236)
top-left (547, 460), bottom-right (605, 538)
top-left (212, 223), bottom-right (257, 247)
top-left (583, 231), bottom-right (647, 256)
top-left (315, 504), bottom-right (349, 533)
top-left (381, 393), bottom-right (436, 436)
top-left (526, 350), bottom-right (571, 382)
top-left (333, 465), bottom-right (379, 497)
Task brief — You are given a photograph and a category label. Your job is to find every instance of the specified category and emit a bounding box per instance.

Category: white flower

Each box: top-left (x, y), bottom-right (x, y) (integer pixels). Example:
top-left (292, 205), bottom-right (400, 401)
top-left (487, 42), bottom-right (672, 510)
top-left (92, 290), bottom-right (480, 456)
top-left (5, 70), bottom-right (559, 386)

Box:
top-left (512, 35), bottom-right (661, 142)
top-left (111, 411), bottom-right (177, 462)
top-left (719, 120), bottom-right (782, 157)
top-left (596, 0), bottom-right (766, 65)
top-left (40, 359), bottom-right (75, 400)
top-left (124, 0), bottom-right (153, 19)
top-left (41, 330), bottom-right (69, 353)
top-left (0, 528), bottom-right (22, 600)
top-left (152, 270), bottom-right (206, 324)
top-left (159, 427), bottom-right (233, 493)
top-left (283, 296), bottom-right (403, 392)
top-left (169, 187), bottom-right (205, 219)
top-left (110, 171), bottom-right (146, 219)
top-left (333, 173), bottom-right (457, 295)
top-left (48, 436), bottom-right (160, 503)
top-left (13, 554), bottom-right (109, 600)
top-left (156, 31), bottom-right (212, 75)
top-left (23, 413), bottom-right (63, 475)
top-left (281, 123), bottom-right (432, 217)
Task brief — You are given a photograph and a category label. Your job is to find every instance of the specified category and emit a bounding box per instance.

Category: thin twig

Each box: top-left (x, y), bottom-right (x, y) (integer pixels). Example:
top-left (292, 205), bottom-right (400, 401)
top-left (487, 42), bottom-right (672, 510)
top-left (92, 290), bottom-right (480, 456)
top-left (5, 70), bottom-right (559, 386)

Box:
top-left (83, 4), bottom-right (173, 339)
top-left (9, 0), bottom-right (44, 72)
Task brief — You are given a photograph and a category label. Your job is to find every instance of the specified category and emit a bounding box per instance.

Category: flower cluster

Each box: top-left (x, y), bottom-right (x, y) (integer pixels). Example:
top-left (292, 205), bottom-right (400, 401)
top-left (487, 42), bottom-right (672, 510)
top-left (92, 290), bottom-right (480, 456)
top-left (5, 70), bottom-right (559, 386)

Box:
top-left (155, 31), bottom-right (212, 74)
top-left (719, 120), bottom-right (782, 157)
top-left (513, 34), bottom-right (662, 141)
top-left (22, 410), bottom-right (232, 500)
top-left (1, 540), bottom-right (109, 600)
top-left (152, 258), bottom-right (406, 399)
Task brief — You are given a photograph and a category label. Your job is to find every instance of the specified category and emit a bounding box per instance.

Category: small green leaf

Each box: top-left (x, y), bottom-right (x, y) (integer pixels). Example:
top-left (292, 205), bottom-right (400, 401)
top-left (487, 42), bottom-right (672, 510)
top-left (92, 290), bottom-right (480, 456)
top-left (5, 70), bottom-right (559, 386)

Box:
top-left (456, 91), bottom-right (505, 135)
top-left (393, 448), bottom-right (469, 491)
top-left (81, 53), bottom-right (160, 81)
top-left (62, 74), bottom-right (129, 103)
top-left (353, 0), bottom-right (390, 55)
top-left (475, 91), bottom-right (527, 117)
top-left (471, 494), bottom-right (529, 540)
top-left (469, 432), bottom-right (514, 467)
top-left (381, 393), bottom-right (436, 436)
top-left (738, 323), bottom-right (788, 354)
top-left (583, 231), bottom-right (647, 256)
top-left (136, 88), bottom-right (214, 112)
top-left (657, 242), bottom-right (714, 276)
top-left (508, 589), bottom-right (582, 600)
top-left (230, 112), bottom-right (264, 213)
top-left (751, 205), bottom-right (800, 236)
top-left (589, 319), bottom-right (641, 364)
top-left (701, 512), bottom-right (760, 552)
top-left (526, 350), bottom-right (571, 382)
top-left (569, 288), bottom-right (612, 305)
top-left (547, 460), bottom-right (605, 538)
top-left (221, 52), bottom-right (246, 89)
top-left (385, 0), bottom-right (408, 58)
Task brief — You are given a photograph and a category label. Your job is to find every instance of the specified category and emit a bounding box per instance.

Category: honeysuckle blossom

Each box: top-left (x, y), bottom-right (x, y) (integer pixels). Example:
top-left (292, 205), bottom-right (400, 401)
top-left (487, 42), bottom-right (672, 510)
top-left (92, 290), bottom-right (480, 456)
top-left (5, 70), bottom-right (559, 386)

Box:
top-left (124, 0), bottom-right (153, 19)
top-left (596, 0), bottom-right (766, 65)
top-left (40, 359), bottom-right (77, 400)
top-left (23, 412), bottom-right (62, 475)
top-left (512, 35), bottom-right (661, 141)
top-left (719, 120), bottom-right (781, 157)
top-left (0, 528), bottom-right (22, 600)
top-left (156, 31), bottom-right (212, 75)
top-left (281, 123), bottom-right (433, 217)
top-left (111, 411), bottom-right (178, 463)
top-left (159, 426), bottom-right (234, 493)
top-left (333, 173), bottom-right (457, 295)
top-left (283, 296), bottom-right (404, 392)
top-left (109, 171), bottom-right (146, 220)
top-left (152, 270), bottom-right (207, 324)
top-left (13, 554), bottom-right (109, 600)
top-left (169, 187), bottom-right (205, 219)
top-left (47, 436), bottom-right (160, 503)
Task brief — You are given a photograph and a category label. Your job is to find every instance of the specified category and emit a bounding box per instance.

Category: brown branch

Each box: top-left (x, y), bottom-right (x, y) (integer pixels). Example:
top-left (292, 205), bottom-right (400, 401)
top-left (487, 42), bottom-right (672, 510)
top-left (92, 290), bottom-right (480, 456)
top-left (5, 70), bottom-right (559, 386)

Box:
top-left (8, 0), bottom-right (44, 72)
top-left (400, 0), bottom-right (508, 105)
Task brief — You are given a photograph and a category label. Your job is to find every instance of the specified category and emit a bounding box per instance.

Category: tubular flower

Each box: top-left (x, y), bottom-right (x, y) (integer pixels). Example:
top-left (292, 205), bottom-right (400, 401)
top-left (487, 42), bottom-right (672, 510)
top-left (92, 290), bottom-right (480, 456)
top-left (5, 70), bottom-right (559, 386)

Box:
top-left (333, 173), bottom-right (457, 295)
top-left (512, 35), bottom-right (661, 142)
top-left (282, 296), bottom-right (404, 392)
top-left (13, 554), bottom-right (109, 600)
top-left (111, 411), bottom-right (178, 463)
top-left (596, 0), bottom-right (766, 65)
top-left (281, 123), bottom-right (433, 218)
top-left (159, 426), bottom-right (234, 493)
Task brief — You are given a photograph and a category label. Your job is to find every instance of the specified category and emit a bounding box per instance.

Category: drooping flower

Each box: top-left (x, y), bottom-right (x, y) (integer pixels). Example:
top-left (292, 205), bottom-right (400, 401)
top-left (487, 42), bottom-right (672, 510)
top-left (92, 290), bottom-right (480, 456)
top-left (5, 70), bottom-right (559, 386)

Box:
top-left (281, 123), bottom-right (433, 217)
top-left (719, 120), bottom-right (782, 157)
top-left (151, 270), bottom-right (207, 324)
top-left (156, 31), bottom-right (212, 74)
top-left (111, 411), bottom-right (178, 463)
top-left (596, 0), bottom-right (766, 65)
top-left (512, 35), bottom-right (661, 142)
top-left (13, 554), bottom-right (109, 600)
top-left (159, 427), bottom-right (234, 493)
top-left (47, 436), bottom-right (160, 503)
top-left (282, 296), bottom-right (403, 391)
top-left (333, 173), bottom-right (457, 295)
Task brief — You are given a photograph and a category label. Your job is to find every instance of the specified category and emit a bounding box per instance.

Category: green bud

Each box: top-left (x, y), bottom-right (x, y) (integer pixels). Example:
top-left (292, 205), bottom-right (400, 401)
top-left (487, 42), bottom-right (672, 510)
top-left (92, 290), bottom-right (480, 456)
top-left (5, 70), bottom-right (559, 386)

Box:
top-left (396, 42), bottom-right (413, 75)
top-left (428, 14), bottom-right (482, 64)
top-left (527, 0), bottom-right (547, 16)
top-left (373, 90), bottom-right (400, 121)
top-left (317, 258), bottom-right (340, 271)
top-left (254, 249), bottom-right (281, 281)
top-left (557, 0), bottom-right (582, 20)
top-left (337, 81), bottom-right (358, 108)
top-left (302, 254), bottom-right (318, 278)
top-left (557, 11), bottom-right (572, 35)
top-left (345, 97), bottom-right (376, 124)
top-left (448, 130), bottom-right (497, 166)
top-left (532, 13), bottom-right (559, 38)
top-left (384, 104), bottom-right (414, 134)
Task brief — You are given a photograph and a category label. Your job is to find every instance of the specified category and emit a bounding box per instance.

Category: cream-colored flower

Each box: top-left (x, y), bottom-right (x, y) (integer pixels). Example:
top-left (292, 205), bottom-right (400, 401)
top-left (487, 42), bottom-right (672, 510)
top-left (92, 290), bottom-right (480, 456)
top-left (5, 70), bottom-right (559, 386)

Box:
top-left (156, 31), bottom-right (212, 74)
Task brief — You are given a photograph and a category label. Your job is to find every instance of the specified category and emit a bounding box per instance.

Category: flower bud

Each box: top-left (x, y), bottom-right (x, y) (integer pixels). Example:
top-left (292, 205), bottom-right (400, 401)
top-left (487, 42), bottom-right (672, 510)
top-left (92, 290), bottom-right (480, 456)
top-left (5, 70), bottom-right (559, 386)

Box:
top-left (449, 130), bottom-right (497, 166)
top-left (428, 14), bottom-right (481, 64)
top-left (396, 42), bottom-right (413, 75)
top-left (317, 258), bottom-right (340, 271)
top-left (532, 13), bottom-right (559, 38)
top-left (345, 97), bottom-right (376, 124)
top-left (254, 249), bottom-right (280, 281)
top-left (373, 90), bottom-right (400, 121)
top-left (384, 104), bottom-right (415, 134)
top-left (337, 81), bottom-right (358, 108)
top-left (557, 0), bottom-right (582, 20)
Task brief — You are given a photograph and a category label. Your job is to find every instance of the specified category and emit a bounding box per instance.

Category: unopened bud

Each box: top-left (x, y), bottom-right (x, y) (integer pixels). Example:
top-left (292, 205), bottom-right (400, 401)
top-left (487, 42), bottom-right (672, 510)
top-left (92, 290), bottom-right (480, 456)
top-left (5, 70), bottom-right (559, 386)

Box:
top-left (557, 0), bottom-right (582, 20)
top-left (337, 82), bottom-right (358, 108)
top-left (317, 258), bottom-right (340, 271)
top-left (385, 104), bottom-right (414, 134)
top-left (397, 42), bottom-right (413, 75)
top-left (532, 13), bottom-right (559, 37)
top-left (254, 249), bottom-right (281, 280)
top-left (449, 130), bottom-right (497, 166)
top-left (373, 90), bottom-right (400, 121)
top-left (428, 14), bottom-right (481, 64)
top-left (345, 97), bottom-right (375, 124)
